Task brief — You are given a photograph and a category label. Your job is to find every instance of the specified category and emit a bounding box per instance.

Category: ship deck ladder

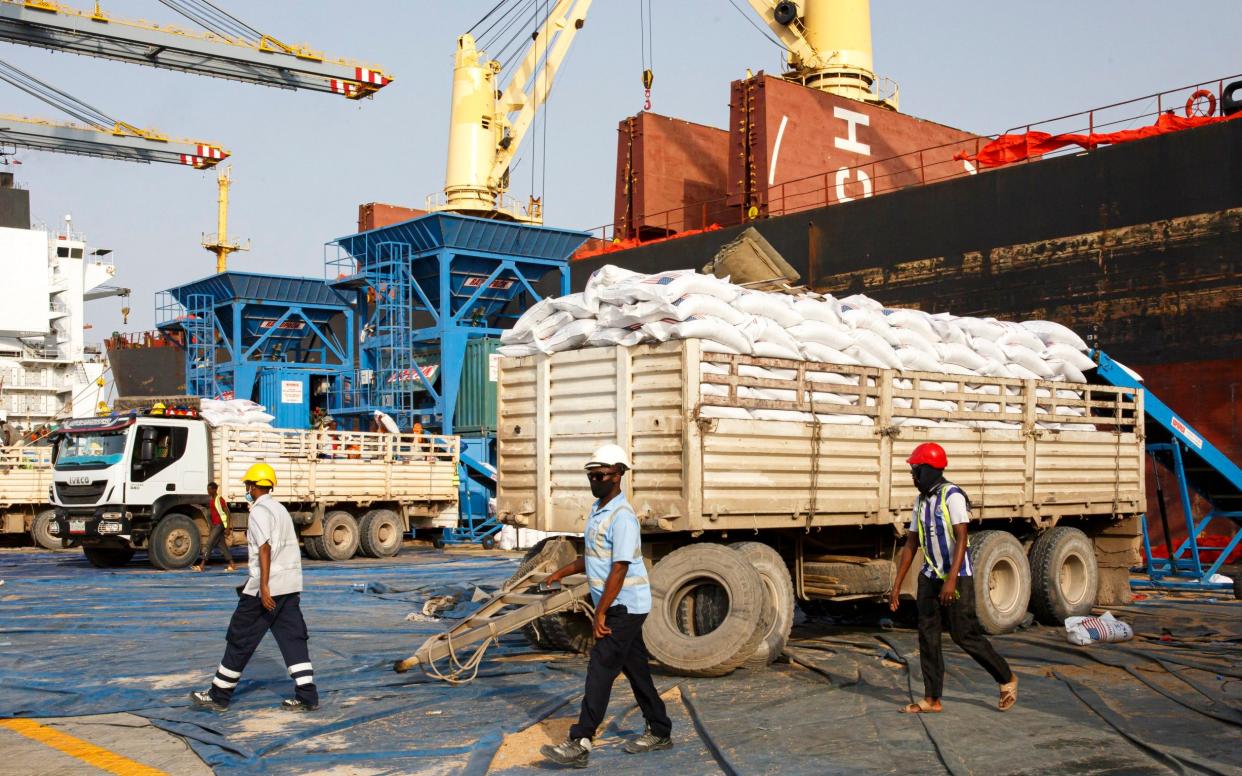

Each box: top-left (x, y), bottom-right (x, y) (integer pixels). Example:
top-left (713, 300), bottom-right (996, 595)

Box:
top-left (394, 571), bottom-right (591, 683)
top-left (1095, 351), bottom-right (1242, 594)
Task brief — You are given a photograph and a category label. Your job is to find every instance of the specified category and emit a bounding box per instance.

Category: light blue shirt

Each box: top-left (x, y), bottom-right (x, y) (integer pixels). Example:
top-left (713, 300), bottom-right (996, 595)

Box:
top-left (584, 493), bottom-right (651, 614)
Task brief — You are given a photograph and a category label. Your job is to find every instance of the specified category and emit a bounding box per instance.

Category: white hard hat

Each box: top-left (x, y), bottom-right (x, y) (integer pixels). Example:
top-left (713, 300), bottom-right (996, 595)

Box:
top-left (585, 443), bottom-right (631, 470)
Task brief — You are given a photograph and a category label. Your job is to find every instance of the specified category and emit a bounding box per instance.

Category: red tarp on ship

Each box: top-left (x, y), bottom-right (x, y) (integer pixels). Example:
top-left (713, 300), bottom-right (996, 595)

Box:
top-left (956, 110), bottom-right (1242, 168)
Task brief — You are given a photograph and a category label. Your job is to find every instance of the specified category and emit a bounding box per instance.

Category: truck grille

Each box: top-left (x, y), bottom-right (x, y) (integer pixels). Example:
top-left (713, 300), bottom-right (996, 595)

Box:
top-left (55, 481), bottom-right (107, 505)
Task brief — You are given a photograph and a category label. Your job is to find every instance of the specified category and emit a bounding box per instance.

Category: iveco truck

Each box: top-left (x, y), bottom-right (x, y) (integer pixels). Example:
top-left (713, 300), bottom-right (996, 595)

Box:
top-left (50, 412), bottom-right (460, 569)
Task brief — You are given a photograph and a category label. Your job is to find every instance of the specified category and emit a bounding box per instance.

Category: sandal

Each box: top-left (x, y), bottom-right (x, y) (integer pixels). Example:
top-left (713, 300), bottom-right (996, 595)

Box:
top-left (999, 676), bottom-right (1018, 711)
top-left (899, 699), bottom-right (942, 714)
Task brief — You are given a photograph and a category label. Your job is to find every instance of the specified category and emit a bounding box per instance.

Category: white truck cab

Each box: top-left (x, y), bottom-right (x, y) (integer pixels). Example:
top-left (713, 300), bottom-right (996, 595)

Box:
top-left (50, 414), bottom-right (211, 568)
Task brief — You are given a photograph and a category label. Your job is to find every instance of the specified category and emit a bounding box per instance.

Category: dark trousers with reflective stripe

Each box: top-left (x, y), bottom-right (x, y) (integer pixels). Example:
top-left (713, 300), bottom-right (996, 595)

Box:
top-left (570, 605), bottom-right (671, 741)
top-left (916, 575), bottom-right (1012, 700)
top-left (209, 591), bottom-right (317, 707)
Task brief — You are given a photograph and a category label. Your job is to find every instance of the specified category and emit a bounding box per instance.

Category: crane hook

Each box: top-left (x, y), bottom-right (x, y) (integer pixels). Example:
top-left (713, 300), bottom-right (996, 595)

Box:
top-left (642, 68), bottom-right (653, 111)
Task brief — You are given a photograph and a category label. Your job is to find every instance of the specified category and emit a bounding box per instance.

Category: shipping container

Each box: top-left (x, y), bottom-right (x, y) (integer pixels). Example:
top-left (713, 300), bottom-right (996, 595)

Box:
top-left (454, 337), bottom-right (502, 434)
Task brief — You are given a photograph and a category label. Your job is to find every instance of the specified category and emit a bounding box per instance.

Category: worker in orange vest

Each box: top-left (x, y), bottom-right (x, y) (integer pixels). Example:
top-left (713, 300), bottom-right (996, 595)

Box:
top-left (193, 482), bottom-right (236, 572)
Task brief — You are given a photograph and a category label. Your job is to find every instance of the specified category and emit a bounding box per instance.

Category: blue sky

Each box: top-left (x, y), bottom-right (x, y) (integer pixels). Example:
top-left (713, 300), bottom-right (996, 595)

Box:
top-left (3, 0), bottom-right (1237, 336)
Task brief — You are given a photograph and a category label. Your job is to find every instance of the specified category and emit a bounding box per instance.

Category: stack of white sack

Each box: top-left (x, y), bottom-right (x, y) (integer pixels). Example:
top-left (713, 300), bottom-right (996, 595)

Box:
top-left (499, 266), bottom-right (1106, 431)
top-left (200, 398), bottom-right (276, 428)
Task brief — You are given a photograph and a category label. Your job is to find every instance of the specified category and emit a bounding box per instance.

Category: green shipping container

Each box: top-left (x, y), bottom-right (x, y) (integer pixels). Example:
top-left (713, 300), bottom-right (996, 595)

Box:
top-left (454, 337), bottom-right (501, 434)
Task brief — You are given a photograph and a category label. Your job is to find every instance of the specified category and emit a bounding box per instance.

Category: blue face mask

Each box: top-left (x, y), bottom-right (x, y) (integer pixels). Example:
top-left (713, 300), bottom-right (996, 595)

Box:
top-left (244, 491), bottom-right (254, 503)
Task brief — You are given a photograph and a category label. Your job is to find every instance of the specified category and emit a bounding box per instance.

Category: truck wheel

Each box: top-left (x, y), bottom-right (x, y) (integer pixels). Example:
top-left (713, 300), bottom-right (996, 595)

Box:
top-left (731, 542), bottom-right (795, 668)
top-left (83, 546), bottom-right (135, 568)
top-left (149, 514), bottom-right (201, 570)
top-left (504, 537), bottom-right (588, 651)
top-left (32, 509), bottom-right (60, 550)
top-left (969, 530), bottom-right (1031, 634)
top-left (643, 543), bottom-right (770, 677)
top-left (801, 559), bottom-right (895, 595)
top-left (320, 510), bottom-right (360, 561)
top-left (1030, 527), bottom-right (1098, 624)
top-left (303, 535), bottom-right (325, 560)
top-left (359, 509), bottom-right (404, 558)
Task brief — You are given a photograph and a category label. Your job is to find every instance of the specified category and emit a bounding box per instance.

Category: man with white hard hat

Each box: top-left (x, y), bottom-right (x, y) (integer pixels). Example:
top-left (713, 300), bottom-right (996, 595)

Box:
top-left (540, 443), bottom-right (672, 768)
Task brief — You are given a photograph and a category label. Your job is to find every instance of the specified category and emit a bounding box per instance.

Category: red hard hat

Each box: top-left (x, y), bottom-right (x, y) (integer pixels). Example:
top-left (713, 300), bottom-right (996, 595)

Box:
top-left (907, 442), bottom-right (948, 469)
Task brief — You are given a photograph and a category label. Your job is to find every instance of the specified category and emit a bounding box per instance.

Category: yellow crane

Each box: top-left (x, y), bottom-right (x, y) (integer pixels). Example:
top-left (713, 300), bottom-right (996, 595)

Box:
top-left (202, 165), bottom-right (248, 273)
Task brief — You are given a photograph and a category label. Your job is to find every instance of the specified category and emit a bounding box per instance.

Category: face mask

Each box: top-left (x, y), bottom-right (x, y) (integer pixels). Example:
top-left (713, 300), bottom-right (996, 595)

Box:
top-left (911, 464), bottom-right (944, 495)
top-left (244, 491), bottom-right (254, 503)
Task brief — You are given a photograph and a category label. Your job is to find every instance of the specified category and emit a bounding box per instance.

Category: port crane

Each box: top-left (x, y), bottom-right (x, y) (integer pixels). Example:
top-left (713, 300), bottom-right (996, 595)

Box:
top-left (434, 0), bottom-right (895, 224)
top-left (0, 0), bottom-right (393, 98)
top-left (0, 57), bottom-right (226, 166)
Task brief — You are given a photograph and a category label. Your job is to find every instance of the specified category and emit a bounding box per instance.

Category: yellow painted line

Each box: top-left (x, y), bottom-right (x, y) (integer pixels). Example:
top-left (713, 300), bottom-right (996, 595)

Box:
top-left (0, 718), bottom-right (167, 776)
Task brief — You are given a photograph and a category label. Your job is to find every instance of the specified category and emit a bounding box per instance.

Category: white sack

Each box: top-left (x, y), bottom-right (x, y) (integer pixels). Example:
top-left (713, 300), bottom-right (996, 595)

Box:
top-left (1044, 343), bottom-right (1096, 372)
top-left (939, 342), bottom-right (989, 371)
top-left (587, 327), bottom-right (646, 348)
top-left (1002, 344), bottom-right (1056, 378)
top-left (736, 291), bottom-right (802, 328)
top-left (787, 321), bottom-right (855, 352)
top-left (1021, 319), bottom-right (1089, 351)
top-left (838, 294), bottom-right (884, 311)
top-left (998, 326), bottom-right (1047, 353)
top-left (498, 344), bottom-right (539, 357)
top-left (552, 293), bottom-right (599, 319)
top-left (884, 309), bottom-right (939, 341)
top-left (792, 298), bottom-right (840, 325)
top-left (955, 317), bottom-right (1006, 341)
top-left (847, 330), bottom-right (903, 370)
top-left (744, 317), bottom-right (803, 359)
top-left (537, 318), bottom-right (597, 353)
top-left (699, 405), bottom-right (753, 420)
top-left (840, 308), bottom-right (902, 346)
top-left (896, 347), bottom-right (943, 373)
top-left (800, 343), bottom-right (861, 366)
top-left (1065, 612), bottom-right (1134, 646)
top-left (504, 297), bottom-right (558, 344)
top-left (642, 318), bottom-right (753, 354)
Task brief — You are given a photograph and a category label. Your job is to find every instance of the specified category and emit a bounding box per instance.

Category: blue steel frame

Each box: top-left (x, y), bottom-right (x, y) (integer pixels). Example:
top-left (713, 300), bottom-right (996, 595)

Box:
top-left (326, 213), bottom-right (585, 434)
top-left (156, 273), bottom-right (356, 405)
top-left (1094, 351), bottom-right (1242, 593)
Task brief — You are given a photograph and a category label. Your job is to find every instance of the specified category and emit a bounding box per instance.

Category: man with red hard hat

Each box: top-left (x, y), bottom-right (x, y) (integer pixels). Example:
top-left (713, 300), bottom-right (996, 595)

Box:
top-left (890, 442), bottom-right (1018, 714)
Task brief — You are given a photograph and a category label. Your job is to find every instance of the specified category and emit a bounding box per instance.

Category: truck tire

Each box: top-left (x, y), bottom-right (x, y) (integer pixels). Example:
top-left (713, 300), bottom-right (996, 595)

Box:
top-left (968, 530), bottom-right (1031, 634)
top-left (1030, 527), bottom-right (1098, 624)
top-left (801, 559), bottom-right (895, 595)
top-left (643, 543), bottom-right (769, 677)
top-left (83, 546), bottom-right (135, 568)
top-left (148, 514), bottom-right (201, 570)
top-left (731, 542), bottom-right (795, 668)
top-left (504, 537), bottom-right (588, 652)
top-left (359, 509), bottom-right (404, 558)
top-left (303, 535), bottom-right (325, 560)
top-left (319, 510), bottom-right (360, 561)
top-left (32, 509), bottom-right (60, 550)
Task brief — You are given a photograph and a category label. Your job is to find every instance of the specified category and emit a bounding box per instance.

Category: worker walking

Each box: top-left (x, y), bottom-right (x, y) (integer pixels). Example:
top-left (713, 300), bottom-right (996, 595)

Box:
top-left (540, 444), bottom-right (672, 768)
top-left (190, 463), bottom-right (318, 712)
top-left (192, 482), bottom-right (236, 573)
top-left (890, 442), bottom-right (1018, 714)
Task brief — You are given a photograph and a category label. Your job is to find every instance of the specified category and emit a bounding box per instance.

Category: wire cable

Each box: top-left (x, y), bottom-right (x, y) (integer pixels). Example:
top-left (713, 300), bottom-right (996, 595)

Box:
top-left (468, 0), bottom-right (512, 36)
top-left (0, 59), bottom-right (115, 129)
top-left (726, 0), bottom-right (786, 49)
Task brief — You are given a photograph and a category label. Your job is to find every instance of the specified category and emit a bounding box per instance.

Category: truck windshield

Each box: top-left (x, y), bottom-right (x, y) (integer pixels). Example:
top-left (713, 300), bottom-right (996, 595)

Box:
top-left (55, 432), bottom-right (127, 470)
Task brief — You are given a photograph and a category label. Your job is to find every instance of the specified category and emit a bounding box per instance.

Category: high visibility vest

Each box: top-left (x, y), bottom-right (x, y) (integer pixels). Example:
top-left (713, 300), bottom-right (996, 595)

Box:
top-left (213, 495), bottom-right (229, 529)
top-left (915, 482), bottom-right (969, 581)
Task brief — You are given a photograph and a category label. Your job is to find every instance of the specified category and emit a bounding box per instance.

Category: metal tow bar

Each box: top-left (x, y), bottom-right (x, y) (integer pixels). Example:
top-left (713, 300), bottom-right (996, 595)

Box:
top-left (393, 572), bottom-right (592, 684)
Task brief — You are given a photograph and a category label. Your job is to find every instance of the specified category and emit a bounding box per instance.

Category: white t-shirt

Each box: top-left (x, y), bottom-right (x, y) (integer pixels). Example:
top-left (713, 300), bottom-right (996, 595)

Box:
top-left (242, 494), bottom-right (303, 597)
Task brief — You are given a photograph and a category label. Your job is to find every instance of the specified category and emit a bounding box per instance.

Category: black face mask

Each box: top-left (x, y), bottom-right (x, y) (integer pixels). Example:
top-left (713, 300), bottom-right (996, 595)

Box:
top-left (911, 464), bottom-right (945, 495)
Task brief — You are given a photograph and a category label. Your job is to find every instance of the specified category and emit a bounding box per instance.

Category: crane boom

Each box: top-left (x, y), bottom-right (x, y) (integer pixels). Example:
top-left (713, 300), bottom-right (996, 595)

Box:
top-left (0, 0), bottom-right (393, 98)
top-left (0, 113), bottom-right (227, 167)
top-left (434, 0), bottom-right (592, 224)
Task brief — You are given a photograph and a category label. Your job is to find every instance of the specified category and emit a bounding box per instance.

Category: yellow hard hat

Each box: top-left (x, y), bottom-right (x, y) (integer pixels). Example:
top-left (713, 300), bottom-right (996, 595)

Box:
top-left (152, 402), bottom-right (166, 409)
top-left (241, 462), bottom-right (277, 488)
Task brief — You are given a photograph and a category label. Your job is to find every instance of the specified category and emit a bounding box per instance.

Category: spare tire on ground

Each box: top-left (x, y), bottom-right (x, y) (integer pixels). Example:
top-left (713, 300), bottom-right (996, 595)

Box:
top-left (504, 536), bottom-right (593, 653)
top-left (1029, 526), bottom-right (1098, 624)
top-left (731, 542), bottom-right (794, 667)
top-left (801, 559), bottom-right (894, 596)
top-left (643, 543), bottom-right (770, 677)
top-left (969, 530), bottom-right (1032, 634)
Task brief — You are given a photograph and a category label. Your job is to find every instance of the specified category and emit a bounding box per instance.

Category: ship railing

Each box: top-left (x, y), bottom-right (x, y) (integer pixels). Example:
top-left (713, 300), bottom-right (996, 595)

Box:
top-left (578, 72), bottom-right (1242, 252)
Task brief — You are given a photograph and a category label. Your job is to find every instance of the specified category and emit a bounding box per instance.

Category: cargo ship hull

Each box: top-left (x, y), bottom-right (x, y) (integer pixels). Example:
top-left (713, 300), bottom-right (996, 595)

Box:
top-left (575, 118), bottom-right (1242, 539)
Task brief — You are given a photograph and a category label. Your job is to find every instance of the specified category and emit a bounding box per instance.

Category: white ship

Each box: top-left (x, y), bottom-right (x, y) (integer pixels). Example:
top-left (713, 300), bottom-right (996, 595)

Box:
top-left (0, 172), bottom-right (127, 436)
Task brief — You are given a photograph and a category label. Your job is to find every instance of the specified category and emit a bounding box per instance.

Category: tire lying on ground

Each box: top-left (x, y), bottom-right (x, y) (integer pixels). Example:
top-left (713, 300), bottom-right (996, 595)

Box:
top-left (359, 508), bottom-right (404, 558)
top-left (643, 542), bottom-right (770, 677)
top-left (148, 513), bottom-right (201, 570)
top-left (968, 530), bottom-right (1032, 634)
top-left (31, 509), bottom-right (60, 551)
top-left (1029, 526), bottom-right (1098, 624)
top-left (730, 542), bottom-right (795, 667)
top-left (505, 536), bottom-right (594, 653)
top-left (319, 510), bottom-right (360, 561)
top-left (83, 546), bottom-right (135, 568)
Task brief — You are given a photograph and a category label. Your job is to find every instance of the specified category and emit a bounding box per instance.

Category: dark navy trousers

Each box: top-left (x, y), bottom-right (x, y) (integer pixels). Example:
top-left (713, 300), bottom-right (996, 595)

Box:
top-left (208, 591), bottom-right (317, 707)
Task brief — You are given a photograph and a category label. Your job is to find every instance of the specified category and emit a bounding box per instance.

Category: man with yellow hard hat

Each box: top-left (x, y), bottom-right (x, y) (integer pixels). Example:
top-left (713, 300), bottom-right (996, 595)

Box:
top-left (190, 463), bottom-right (319, 712)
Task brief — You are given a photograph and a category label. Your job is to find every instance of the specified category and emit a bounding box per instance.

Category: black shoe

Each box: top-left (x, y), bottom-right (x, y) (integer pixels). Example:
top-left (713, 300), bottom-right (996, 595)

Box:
top-left (280, 697), bottom-right (319, 712)
top-left (623, 727), bottom-right (673, 754)
top-left (540, 737), bottom-right (591, 768)
top-left (189, 689), bottom-right (227, 712)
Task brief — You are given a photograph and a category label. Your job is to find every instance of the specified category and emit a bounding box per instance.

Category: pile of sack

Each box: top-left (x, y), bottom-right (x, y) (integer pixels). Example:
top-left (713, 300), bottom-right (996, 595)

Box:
top-left (499, 266), bottom-right (1102, 431)
top-left (200, 398), bottom-right (275, 428)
